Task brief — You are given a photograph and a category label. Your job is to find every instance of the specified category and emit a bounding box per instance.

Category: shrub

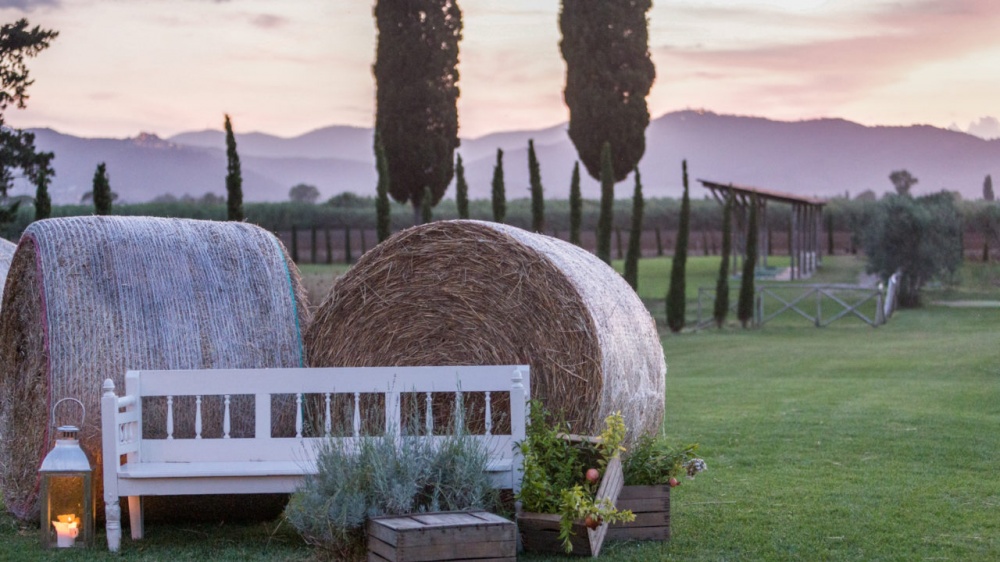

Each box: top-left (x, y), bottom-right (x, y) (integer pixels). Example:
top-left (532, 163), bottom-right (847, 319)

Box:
top-left (622, 436), bottom-right (705, 486)
top-left (285, 428), bottom-right (497, 560)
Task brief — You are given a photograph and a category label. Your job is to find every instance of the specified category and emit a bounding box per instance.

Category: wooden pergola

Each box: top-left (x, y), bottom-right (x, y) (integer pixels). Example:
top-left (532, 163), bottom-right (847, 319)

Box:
top-left (699, 180), bottom-right (827, 280)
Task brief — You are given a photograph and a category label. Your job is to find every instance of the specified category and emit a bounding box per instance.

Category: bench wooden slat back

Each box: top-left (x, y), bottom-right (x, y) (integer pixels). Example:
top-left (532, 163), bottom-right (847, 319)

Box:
top-left (104, 365), bottom-right (529, 465)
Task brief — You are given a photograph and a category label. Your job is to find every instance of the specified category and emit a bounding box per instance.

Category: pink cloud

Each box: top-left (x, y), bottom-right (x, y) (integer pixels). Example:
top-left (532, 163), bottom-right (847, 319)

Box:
top-left (661, 0), bottom-right (1000, 107)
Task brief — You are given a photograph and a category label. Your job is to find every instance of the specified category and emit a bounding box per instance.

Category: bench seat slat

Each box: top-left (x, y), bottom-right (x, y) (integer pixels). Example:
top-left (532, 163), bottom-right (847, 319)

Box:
top-left (120, 460), bottom-right (318, 479)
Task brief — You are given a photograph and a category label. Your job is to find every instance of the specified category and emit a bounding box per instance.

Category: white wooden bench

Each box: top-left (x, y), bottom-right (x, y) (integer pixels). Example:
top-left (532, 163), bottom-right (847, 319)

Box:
top-left (100, 365), bottom-right (529, 552)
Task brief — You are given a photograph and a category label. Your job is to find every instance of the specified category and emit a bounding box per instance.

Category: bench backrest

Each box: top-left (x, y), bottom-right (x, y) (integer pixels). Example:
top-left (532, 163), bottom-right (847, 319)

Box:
top-left (101, 366), bottom-right (530, 469)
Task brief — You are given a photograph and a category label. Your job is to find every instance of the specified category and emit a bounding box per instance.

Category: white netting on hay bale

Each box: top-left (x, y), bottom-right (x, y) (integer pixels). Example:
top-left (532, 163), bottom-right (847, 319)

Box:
top-left (0, 216), bottom-right (310, 520)
top-left (306, 220), bottom-right (665, 441)
top-left (0, 238), bottom-right (14, 282)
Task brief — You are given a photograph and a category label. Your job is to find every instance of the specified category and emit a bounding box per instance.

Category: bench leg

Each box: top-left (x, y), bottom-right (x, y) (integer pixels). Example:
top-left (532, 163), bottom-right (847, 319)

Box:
top-left (128, 496), bottom-right (144, 540)
top-left (105, 500), bottom-right (121, 552)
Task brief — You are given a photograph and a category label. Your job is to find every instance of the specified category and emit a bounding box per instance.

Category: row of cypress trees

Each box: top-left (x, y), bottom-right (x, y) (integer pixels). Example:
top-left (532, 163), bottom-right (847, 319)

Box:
top-left (665, 161), bottom-right (759, 332)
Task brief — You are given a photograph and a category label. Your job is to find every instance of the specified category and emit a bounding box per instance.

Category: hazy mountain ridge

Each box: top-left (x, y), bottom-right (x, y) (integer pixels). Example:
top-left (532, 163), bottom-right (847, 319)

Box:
top-left (15, 111), bottom-right (1000, 205)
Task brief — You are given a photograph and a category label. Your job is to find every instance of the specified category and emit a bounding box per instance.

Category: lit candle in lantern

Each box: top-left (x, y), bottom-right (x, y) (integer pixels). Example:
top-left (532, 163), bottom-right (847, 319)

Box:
top-left (52, 515), bottom-right (79, 548)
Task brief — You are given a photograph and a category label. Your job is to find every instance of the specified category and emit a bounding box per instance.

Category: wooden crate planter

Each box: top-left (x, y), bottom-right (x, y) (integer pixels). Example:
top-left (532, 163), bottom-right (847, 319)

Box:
top-left (367, 511), bottom-right (516, 562)
top-left (517, 455), bottom-right (624, 557)
top-left (607, 485), bottom-right (671, 541)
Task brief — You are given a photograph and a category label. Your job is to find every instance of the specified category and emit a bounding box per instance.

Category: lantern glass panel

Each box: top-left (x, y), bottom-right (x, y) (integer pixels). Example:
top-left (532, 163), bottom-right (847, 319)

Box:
top-left (41, 473), bottom-right (93, 548)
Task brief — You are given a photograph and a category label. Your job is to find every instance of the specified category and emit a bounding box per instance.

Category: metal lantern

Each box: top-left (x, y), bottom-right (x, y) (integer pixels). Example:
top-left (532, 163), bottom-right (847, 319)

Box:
top-left (39, 398), bottom-right (94, 549)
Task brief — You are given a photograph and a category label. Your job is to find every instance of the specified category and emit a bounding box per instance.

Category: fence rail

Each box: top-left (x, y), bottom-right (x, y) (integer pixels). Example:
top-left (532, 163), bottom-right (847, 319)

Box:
top-left (695, 273), bottom-right (899, 329)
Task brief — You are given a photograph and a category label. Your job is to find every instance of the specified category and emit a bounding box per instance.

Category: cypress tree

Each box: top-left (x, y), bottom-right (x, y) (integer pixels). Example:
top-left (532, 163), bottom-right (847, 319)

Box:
top-left (375, 134), bottom-right (392, 242)
top-left (826, 212), bottom-right (835, 255)
top-left (738, 194), bottom-right (760, 328)
top-left (615, 227), bottom-right (624, 259)
top-left (29, 150), bottom-right (54, 221)
top-left (559, 0), bottom-right (655, 182)
top-left (528, 139), bottom-right (545, 232)
top-left (310, 227), bottom-right (318, 264)
top-left (713, 191), bottom-right (734, 328)
top-left (291, 225), bottom-right (299, 263)
top-left (655, 227), bottom-right (663, 256)
top-left (985, 174), bottom-right (995, 201)
top-left (596, 142), bottom-right (614, 264)
top-left (491, 148), bottom-right (506, 223)
top-left (224, 114), bottom-right (243, 221)
top-left (455, 153), bottom-right (469, 219)
top-left (374, 0), bottom-right (462, 214)
top-left (421, 185), bottom-right (433, 224)
top-left (665, 160), bottom-right (691, 333)
top-left (325, 227), bottom-right (333, 264)
top-left (92, 162), bottom-right (112, 215)
top-left (568, 161), bottom-right (582, 246)
top-left (344, 226), bottom-right (353, 264)
top-left (623, 168), bottom-right (644, 289)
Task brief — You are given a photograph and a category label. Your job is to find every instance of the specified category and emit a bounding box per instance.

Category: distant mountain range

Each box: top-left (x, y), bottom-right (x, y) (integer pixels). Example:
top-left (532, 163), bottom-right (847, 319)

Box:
top-left (14, 110), bottom-right (1000, 205)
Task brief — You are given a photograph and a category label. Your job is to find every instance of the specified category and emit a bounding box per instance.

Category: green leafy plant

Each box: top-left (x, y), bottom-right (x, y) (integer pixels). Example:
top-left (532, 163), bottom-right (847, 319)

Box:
top-left (557, 486), bottom-right (635, 551)
top-left (517, 403), bottom-right (634, 553)
top-left (622, 435), bottom-right (706, 486)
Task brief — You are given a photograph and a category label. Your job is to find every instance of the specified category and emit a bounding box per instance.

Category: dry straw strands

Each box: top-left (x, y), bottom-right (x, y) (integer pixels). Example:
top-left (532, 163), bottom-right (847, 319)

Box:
top-left (0, 216), bottom-right (310, 520)
top-left (306, 220), bottom-right (665, 441)
top-left (0, 238), bottom-right (14, 287)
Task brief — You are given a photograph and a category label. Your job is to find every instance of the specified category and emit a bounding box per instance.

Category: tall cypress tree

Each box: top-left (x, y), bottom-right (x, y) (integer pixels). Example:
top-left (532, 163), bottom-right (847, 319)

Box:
top-left (596, 142), bottom-right (614, 264)
top-left (29, 150), bottom-right (54, 221)
top-left (491, 148), bottom-right (506, 223)
top-left (655, 227), bottom-right (663, 256)
top-left (325, 228), bottom-right (333, 264)
top-left (92, 162), bottom-right (112, 215)
top-left (455, 153), bottom-right (469, 219)
top-left (984, 174), bottom-right (994, 201)
top-left (344, 227), bottom-right (353, 264)
top-left (374, 0), bottom-right (462, 215)
top-left (421, 186), bottom-right (433, 224)
top-left (310, 227), bottom-right (318, 263)
top-left (665, 160), bottom-right (691, 333)
top-left (713, 191), bottom-right (734, 328)
top-left (224, 114), bottom-right (243, 221)
top-left (568, 161), bottom-right (582, 246)
top-left (375, 134), bottom-right (391, 242)
top-left (623, 168), bottom-right (644, 289)
top-left (560, 0), bottom-right (655, 182)
top-left (738, 194), bottom-right (760, 328)
top-left (528, 139), bottom-right (545, 232)
top-left (826, 212), bottom-right (835, 255)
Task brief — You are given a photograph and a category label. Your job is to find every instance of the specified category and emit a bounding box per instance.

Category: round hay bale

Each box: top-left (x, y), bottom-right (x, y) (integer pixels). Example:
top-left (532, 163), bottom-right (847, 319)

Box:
top-left (0, 216), bottom-right (310, 520)
top-left (306, 220), bottom-right (664, 441)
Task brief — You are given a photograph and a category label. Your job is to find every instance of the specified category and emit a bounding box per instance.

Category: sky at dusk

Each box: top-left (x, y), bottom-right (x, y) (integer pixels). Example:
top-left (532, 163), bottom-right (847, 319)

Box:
top-left (2, 0), bottom-right (999, 140)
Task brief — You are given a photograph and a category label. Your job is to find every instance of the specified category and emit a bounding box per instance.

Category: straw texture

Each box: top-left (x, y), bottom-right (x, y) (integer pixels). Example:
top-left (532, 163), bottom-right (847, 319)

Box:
top-left (306, 220), bottom-right (665, 441)
top-left (0, 216), bottom-right (310, 520)
top-left (0, 239), bottom-right (14, 284)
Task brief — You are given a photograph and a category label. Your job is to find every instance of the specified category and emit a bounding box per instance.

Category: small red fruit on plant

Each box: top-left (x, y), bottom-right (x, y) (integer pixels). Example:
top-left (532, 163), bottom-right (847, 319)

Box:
top-left (584, 514), bottom-right (603, 530)
top-left (669, 477), bottom-right (680, 488)
top-left (585, 468), bottom-right (600, 484)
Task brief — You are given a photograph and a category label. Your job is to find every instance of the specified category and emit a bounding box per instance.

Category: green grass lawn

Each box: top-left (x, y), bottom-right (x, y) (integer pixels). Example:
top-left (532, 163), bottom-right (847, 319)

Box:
top-left (3, 257), bottom-right (997, 560)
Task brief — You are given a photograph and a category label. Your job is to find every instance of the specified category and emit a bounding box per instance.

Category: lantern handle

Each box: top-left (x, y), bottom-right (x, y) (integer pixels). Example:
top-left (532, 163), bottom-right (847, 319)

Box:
top-left (51, 397), bottom-right (85, 429)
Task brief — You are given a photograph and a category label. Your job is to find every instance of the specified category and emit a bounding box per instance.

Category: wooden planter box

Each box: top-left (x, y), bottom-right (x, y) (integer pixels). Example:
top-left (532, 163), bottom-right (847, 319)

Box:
top-left (367, 511), bottom-right (516, 562)
top-left (517, 455), bottom-right (624, 557)
top-left (607, 485), bottom-right (671, 541)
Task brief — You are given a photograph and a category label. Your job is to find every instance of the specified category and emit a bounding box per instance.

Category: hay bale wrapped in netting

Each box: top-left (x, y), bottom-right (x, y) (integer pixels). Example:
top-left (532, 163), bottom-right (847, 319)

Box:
top-left (0, 216), bottom-right (310, 520)
top-left (306, 220), bottom-right (665, 441)
top-left (0, 238), bottom-right (14, 283)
